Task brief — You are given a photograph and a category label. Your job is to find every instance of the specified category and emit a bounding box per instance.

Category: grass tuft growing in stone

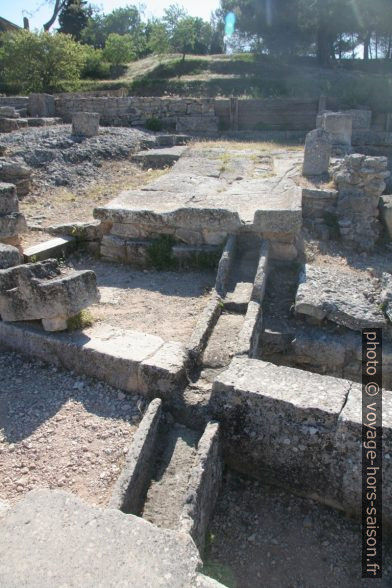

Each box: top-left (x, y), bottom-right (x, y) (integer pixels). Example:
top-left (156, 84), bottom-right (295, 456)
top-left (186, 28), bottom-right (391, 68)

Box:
top-left (67, 309), bottom-right (95, 331)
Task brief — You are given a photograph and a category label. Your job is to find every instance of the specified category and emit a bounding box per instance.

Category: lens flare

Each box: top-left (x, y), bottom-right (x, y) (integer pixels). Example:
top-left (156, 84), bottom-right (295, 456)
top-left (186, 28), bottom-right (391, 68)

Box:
top-left (225, 12), bottom-right (236, 37)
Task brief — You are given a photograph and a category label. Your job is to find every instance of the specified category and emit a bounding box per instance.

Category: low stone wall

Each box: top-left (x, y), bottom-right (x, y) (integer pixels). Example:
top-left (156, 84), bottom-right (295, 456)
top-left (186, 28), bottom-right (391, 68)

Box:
top-left (54, 96), bottom-right (216, 129)
top-left (0, 96), bottom-right (28, 110)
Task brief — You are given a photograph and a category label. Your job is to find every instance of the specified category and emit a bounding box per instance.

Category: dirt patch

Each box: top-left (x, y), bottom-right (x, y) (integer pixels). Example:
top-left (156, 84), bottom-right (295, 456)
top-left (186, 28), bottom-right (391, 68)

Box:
top-left (20, 161), bottom-right (168, 248)
top-left (69, 255), bottom-right (216, 343)
top-left (0, 352), bottom-right (144, 507)
top-left (204, 471), bottom-right (392, 588)
top-left (304, 235), bottom-right (392, 277)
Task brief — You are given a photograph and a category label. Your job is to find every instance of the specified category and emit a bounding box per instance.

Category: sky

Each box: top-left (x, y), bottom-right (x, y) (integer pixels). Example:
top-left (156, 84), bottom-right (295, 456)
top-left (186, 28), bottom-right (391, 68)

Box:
top-left (1, 0), bottom-right (220, 30)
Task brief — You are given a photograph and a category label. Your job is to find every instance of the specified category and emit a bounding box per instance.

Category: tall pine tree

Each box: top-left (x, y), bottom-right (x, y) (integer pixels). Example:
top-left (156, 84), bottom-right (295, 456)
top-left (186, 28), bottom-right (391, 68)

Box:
top-left (58, 0), bottom-right (91, 41)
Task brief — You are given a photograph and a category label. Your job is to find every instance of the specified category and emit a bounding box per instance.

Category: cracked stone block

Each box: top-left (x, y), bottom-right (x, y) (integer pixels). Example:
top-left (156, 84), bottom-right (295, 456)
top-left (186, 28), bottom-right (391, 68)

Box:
top-left (302, 128), bottom-right (332, 177)
top-left (295, 264), bottom-right (387, 330)
top-left (0, 259), bottom-right (100, 331)
top-left (0, 161), bottom-right (32, 197)
top-left (72, 112), bottom-right (100, 137)
top-left (0, 243), bottom-right (22, 269)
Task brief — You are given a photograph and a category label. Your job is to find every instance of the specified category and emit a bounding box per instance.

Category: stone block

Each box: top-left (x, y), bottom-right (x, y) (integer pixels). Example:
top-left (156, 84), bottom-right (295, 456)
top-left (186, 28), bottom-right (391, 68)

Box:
top-left (0, 243), bottom-right (22, 269)
top-left (211, 357), bottom-right (350, 495)
top-left (302, 128), bottom-right (331, 176)
top-left (0, 118), bottom-right (19, 133)
top-left (24, 237), bottom-right (76, 262)
top-left (321, 112), bottom-right (352, 146)
top-left (28, 93), bottom-right (55, 117)
top-left (72, 111), bottom-right (100, 137)
top-left (0, 107), bottom-right (19, 118)
top-left (47, 220), bottom-right (108, 241)
top-left (0, 182), bottom-right (18, 215)
top-left (332, 387), bottom-right (392, 523)
top-left (138, 340), bottom-right (188, 397)
top-left (380, 195), bottom-right (392, 240)
top-left (0, 259), bottom-right (99, 331)
top-left (295, 264), bottom-right (387, 330)
top-left (0, 212), bottom-right (27, 239)
top-left (0, 489), bottom-right (203, 588)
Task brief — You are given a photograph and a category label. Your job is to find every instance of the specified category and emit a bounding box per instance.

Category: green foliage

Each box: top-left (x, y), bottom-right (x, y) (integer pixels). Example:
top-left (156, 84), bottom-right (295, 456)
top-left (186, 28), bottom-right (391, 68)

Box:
top-left (102, 33), bottom-right (136, 65)
top-left (145, 117), bottom-right (163, 131)
top-left (146, 20), bottom-right (171, 55)
top-left (81, 45), bottom-right (111, 78)
top-left (67, 309), bottom-right (95, 331)
top-left (171, 17), bottom-right (202, 60)
top-left (0, 31), bottom-right (86, 93)
top-left (146, 235), bottom-right (176, 270)
top-left (58, 0), bottom-right (91, 41)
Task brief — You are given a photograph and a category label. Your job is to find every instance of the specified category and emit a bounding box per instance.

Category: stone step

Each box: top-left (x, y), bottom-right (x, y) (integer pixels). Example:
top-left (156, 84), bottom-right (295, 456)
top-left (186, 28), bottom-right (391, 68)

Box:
top-left (23, 236), bottom-right (76, 262)
top-left (156, 134), bottom-right (190, 147)
top-left (131, 146), bottom-right (187, 169)
top-left (27, 117), bottom-right (63, 127)
top-left (223, 281), bottom-right (253, 313)
top-left (202, 312), bottom-right (245, 368)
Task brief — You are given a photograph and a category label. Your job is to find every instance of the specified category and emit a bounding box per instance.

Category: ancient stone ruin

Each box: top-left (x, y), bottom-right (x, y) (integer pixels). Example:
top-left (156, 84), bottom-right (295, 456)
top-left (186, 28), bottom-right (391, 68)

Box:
top-left (0, 90), bottom-right (391, 586)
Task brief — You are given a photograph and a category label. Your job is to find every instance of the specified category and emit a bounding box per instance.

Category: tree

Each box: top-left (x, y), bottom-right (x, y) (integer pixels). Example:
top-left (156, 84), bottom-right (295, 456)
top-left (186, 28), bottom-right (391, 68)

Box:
top-left (44, 0), bottom-right (66, 31)
top-left (163, 4), bottom-right (188, 36)
top-left (58, 0), bottom-right (91, 40)
top-left (146, 20), bottom-right (171, 55)
top-left (102, 33), bottom-right (136, 65)
top-left (171, 17), bottom-right (198, 61)
top-left (0, 31), bottom-right (85, 93)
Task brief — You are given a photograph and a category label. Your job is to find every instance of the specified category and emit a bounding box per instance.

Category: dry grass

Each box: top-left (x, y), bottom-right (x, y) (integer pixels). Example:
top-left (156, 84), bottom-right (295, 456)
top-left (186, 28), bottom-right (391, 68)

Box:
top-left (21, 162), bottom-right (168, 230)
top-left (191, 139), bottom-right (303, 152)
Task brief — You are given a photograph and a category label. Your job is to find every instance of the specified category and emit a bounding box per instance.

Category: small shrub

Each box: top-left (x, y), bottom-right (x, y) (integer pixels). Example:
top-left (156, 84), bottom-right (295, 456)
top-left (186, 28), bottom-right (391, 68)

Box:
top-left (81, 46), bottom-right (111, 79)
top-left (145, 117), bottom-right (163, 131)
top-left (67, 309), bottom-right (95, 331)
top-left (146, 235), bottom-right (176, 269)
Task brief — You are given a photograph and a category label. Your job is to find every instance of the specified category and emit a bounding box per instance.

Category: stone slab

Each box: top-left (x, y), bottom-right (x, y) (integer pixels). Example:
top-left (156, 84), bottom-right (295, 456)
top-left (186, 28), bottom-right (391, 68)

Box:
top-left (0, 322), bottom-right (186, 396)
top-left (23, 236), bottom-right (76, 262)
top-left (94, 147), bottom-right (302, 240)
top-left (0, 489), bottom-right (203, 588)
top-left (295, 264), bottom-right (387, 330)
top-left (131, 146), bottom-right (188, 168)
top-left (109, 398), bottom-right (162, 513)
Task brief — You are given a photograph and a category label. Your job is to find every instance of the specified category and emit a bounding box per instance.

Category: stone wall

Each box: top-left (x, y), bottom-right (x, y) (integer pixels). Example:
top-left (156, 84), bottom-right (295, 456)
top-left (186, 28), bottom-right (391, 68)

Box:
top-left (54, 96), bottom-right (216, 129)
top-left (333, 154), bottom-right (390, 250)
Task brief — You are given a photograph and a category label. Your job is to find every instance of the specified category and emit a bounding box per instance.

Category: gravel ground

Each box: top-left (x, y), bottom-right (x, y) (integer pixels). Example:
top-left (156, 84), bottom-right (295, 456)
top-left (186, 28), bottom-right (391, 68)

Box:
top-left (0, 125), bottom-right (154, 192)
top-left (204, 471), bottom-right (392, 588)
top-left (0, 352), bottom-right (145, 507)
top-left (69, 255), bottom-right (215, 343)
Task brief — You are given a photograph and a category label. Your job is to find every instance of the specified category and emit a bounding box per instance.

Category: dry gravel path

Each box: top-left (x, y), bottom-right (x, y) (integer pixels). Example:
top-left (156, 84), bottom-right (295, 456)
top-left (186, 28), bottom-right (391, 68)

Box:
top-left (0, 352), bottom-right (144, 507)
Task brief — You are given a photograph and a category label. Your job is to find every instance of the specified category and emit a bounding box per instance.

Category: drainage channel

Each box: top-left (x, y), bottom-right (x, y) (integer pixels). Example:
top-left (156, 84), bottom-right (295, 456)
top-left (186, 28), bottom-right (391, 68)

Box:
top-left (109, 399), bottom-right (223, 554)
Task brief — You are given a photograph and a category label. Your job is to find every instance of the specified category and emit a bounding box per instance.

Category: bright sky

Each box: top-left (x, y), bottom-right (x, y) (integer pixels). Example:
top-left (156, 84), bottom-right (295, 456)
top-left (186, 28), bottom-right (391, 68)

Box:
top-left (1, 0), bottom-right (220, 30)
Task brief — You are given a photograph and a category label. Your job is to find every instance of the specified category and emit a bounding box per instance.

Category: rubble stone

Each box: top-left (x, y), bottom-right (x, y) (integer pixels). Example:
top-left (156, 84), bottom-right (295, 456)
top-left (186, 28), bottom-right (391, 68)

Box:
top-left (333, 154), bottom-right (390, 250)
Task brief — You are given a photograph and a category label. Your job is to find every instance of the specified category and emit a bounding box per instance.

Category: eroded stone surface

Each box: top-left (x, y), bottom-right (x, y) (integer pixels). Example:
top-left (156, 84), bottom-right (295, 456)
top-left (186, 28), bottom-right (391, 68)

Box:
top-left (95, 147), bottom-right (302, 246)
top-left (380, 195), bottom-right (392, 240)
top-left (0, 259), bottom-right (99, 329)
top-left (0, 489), bottom-right (203, 588)
top-left (72, 112), bottom-right (100, 138)
top-left (302, 128), bottom-right (331, 176)
top-left (295, 264), bottom-right (387, 330)
top-left (0, 243), bottom-right (22, 269)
